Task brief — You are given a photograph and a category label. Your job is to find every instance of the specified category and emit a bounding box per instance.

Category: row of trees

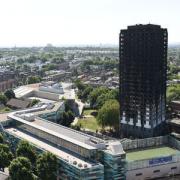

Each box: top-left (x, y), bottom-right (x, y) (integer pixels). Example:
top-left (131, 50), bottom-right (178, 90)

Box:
top-left (81, 57), bottom-right (118, 71)
top-left (75, 79), bottom-right (119, 109)
top-left (61, 110), bottom-right (75, 127)
top-left (56, 100), bottom-right (75, 127)
top-left (167, 63), bottom-right (180, 80)
top-left (16, 53), bottom-right (64, 65)
top-left (0, 134), bottom-right (58, 180)
top-left (97, 99), bottom-right (119, 132)
top-left (167, 84), bottom-right (180, 104)
top-left (75, 80), bottom-right (120, 134)
top-left (0, 134), bottom-right (13, 172)
top-left (89, 87), bottom-right (119, 109)
top-left (27, 76), bottom-right (42, 84)
top-left (0, 89), bottom-right (15, 105)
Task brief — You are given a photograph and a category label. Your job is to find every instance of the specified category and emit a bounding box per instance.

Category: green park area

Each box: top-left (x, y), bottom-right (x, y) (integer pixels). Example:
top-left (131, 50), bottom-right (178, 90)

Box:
top-left (76, 109), bottom-right (99, 132)
top-left (82, 109), bottom-right (97, 116)
top-left (126, 146), bottom-right (178, 161)
top-left (0, 107), bottom-right (11, 113)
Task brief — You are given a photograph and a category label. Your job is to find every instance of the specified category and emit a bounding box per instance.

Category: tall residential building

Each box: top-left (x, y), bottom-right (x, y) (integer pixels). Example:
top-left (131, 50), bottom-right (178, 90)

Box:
top-left (119, 24), bottom-right (168, 138)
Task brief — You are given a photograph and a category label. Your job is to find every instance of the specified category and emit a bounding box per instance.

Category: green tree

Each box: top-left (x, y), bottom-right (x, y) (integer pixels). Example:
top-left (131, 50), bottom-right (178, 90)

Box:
top-left (0, 94), bottom-right (7, 105)
top-left (61, 112), bottom-right (68, 126)
top-left (4, 89), bottom-right (16, 99)
top-left (9, 157), bottom-right (34, 180)
top-left (96, 93), bottom-right (108, 109)
top-left (30, 99), bottom-right (40, 106)
top-left (0, 133), bottom-right (4, 143)
top-left (36, 152), bottom-right (58, 180)
top-left (97, 99), bottom-right (120, 132)
top-left (42, 64), bottom-right (57, 71)
top-left (167, 84), bottom-right (180, 104)
top-left (80, 85), bottom-right (93, 102)
top-left (96, 89), bottom-right (119, 109)
top-left (89, 87), bottom-right (109, 108)
top-left (67, 110), bottom-right (75, 122)
top-left (16, 140), bottom-right (37, 165)
top-left (61, 111), bottom-right (74, 127)
top-left (0, 144), bottom-right (13, 172)
top-left (64, 100), bottom-right (73, 112)
top-left (108, 89), bottom-right (119, 101)
top-left (27, 76), bottom-right (42, 84)
top-left (17, 58), bottom-right (24, 64)
top-left (74, 79), bottom-right (85, 90)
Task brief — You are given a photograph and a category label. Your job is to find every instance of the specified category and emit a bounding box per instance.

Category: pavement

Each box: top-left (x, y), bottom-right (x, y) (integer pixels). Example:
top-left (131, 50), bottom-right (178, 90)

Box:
top-left (71, 117), bottom-right (78, 125)
top-left (75, 99), bottom-right (84, 116)
top-left (82, 115), bottom-right (93, 118)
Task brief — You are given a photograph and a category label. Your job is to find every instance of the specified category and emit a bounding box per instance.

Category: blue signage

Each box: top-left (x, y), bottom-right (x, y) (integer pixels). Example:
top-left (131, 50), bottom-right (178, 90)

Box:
top-left (149, 156), bottom-right (172, 165)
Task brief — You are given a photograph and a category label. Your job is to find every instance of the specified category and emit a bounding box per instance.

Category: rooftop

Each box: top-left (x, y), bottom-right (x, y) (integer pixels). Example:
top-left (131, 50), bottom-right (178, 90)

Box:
top-left (14, 86), bottom-right (34, 98)
top-left (126, 146), bottom-right (179, 162)
top-left (104, 141), bottom-right (125, 156)
top-left (6, 128), bottom-right (97, 169)
top-left (28, 97), bottom-right (56, 104)
top-left (169, 118), bottom-right (180, 126)
top-left (171, 100), bottom-right (180, 104)
top-left (128, 24), bottom-right (161, 29)
top-left (33, 101), bottom-right (64, 116)
top-left (0, 171), bottom-right (8, 180)
top-left (14, 82), bottom-right (75, 100)
top-left (8, 110), bottom-right (105, 150)
top-left (7, 98), bottom-right (30, 109)
top-left (0, 113), bottom-right (9, 122)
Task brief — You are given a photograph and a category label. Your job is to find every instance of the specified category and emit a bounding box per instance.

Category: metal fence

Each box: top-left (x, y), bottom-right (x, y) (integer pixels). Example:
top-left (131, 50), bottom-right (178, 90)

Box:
top-left (168, 136), bottom-right (180, 150)
top-left (122, 136), bottom-right (168, 151)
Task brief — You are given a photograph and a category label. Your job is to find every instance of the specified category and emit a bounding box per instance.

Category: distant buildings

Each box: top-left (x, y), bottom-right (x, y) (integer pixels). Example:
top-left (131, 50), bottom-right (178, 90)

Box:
top-left (119, 24), bottom-right (168, 138)
top-left (43, 70), bottom-right (72, 82)
top-left (14, 81), bottom-right (75, 101)
top-left (0, 68), bottom-right (16, 92)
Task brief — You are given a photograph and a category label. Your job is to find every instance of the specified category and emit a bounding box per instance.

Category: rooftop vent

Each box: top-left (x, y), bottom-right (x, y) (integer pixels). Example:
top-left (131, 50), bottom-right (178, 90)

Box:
top-left (84, 164), bottom-right (88, 168)
top-left (78, 163), bottom-right (82, 168)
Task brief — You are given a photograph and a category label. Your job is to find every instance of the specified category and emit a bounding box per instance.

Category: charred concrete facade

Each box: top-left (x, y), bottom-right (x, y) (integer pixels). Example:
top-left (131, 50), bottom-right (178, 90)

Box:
top-left (119, 24), bottom-right (168, 138)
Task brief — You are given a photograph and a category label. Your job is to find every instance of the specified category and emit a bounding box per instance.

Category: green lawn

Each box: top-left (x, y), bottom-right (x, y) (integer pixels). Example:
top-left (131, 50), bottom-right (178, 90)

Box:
top-left (126, 146), bottom-right (179, 161)
top-left (76, 116), bottom-right (99, 132)
top-left (83, 109), bottom-right (97, 116)
top-left (0, 107), bottom-right (12, 113)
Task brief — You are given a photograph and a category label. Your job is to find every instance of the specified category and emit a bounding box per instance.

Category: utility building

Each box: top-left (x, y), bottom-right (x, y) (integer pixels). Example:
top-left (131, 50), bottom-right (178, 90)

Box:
top-left (119, 24), bottom-right (168, 138)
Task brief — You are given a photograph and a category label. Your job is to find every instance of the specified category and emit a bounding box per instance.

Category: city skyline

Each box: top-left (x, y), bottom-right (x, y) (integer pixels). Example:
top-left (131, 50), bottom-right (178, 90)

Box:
top-left (0, 0), bottom-right (179, 47)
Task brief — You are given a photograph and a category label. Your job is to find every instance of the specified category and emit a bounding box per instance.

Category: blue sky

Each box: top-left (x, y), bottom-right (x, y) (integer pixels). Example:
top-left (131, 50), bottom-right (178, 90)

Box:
top-left (0, 0), bottom-right (179, 46)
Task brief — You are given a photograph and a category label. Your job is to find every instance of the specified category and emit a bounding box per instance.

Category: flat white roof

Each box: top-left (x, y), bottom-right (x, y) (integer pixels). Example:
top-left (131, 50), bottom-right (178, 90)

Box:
top-left (6, 128), bottom-right (96, 169)
top-left (28, 97), bottom-right (56, 104)
top-left (14, 83), bottom-right (75, 100)
top-left (14, 86), bottom-right (34, 98)
top-left (8, 112), bottom-right (104, 150)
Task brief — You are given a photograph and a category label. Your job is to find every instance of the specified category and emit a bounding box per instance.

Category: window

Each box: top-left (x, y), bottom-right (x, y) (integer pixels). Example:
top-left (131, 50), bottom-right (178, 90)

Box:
top-left (153, 170), bottom-right (160, 173)
top-left (136, 173), bottom-right (142, 176)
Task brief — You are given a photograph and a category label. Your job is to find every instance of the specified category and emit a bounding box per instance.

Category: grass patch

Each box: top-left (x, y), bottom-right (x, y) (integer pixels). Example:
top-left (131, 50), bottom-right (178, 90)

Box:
top-left (0, 107), bottom-right (12, 113)
top-left (77, 116), bottom-right (100, 132)
top-left (83, 109), bottom-right (97, 116)
top-left (126, 146), bottom-right (179, 161)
